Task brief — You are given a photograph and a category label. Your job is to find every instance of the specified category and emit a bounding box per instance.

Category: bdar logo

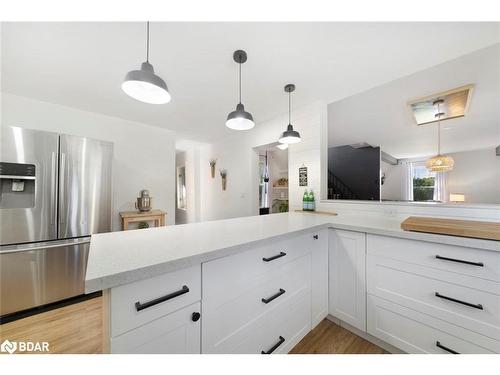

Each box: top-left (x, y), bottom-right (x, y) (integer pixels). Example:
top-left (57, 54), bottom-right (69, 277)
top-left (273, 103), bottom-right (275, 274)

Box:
top-left (1, 340), bottom-right (17, 354)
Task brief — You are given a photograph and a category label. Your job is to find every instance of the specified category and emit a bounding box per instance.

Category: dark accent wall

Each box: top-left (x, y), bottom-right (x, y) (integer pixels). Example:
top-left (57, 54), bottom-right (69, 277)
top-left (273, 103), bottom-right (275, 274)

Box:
top-left (328, 145), bottom-right (380, 200)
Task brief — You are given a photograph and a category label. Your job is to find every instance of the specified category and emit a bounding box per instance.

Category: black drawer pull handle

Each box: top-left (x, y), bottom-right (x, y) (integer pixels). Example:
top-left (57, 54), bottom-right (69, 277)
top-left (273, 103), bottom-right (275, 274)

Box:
top-left (436, 341), bottom-right (459, 354)
top-left (135, 285), bottom-right (189, 312)
top-left (263, 252), bottom-right (286, 262)
top-left (434, 292), bottom-right (483, 310)
top-left (261, 336), bottom-right (285, 354)
top-left (261, 288), bottom-right (286, 304)
top-left (435, 255), bottom-right (484, 267)
top-left (313, 235), bottom-right (319, 240)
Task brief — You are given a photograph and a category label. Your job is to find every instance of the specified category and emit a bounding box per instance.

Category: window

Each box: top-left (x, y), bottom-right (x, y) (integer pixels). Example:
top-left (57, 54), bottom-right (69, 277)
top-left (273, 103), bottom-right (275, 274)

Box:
top-left (412, 163), bottom-right (436, 201)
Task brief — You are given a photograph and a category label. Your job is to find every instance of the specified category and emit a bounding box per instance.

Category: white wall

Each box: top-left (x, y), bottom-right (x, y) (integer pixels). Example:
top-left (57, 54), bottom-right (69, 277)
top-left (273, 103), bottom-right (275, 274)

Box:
top-left (447, 147), bottom-right (500, 204)
top-left (1, 93), bottom-right (176, 230)
top-left (198, 101), bottom-right (325, 222)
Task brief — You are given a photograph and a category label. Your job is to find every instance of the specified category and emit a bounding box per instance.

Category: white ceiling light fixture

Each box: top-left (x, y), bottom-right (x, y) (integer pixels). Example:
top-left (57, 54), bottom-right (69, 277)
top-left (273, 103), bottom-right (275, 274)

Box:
top-left (426, 99), bottom-right (454, 172)
top-left (279, 84), bottom-right (301, 144)
top-left (276, 143), bottom-right (288, 150)
top-left (226, 50), bottom-right (255, 130)
top-left (122, 22), bottom-right (171, 104)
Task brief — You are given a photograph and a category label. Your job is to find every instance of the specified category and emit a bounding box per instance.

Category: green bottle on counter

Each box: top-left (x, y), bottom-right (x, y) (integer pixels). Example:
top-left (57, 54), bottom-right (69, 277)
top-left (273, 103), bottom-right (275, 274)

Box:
top-left (303, 190), bottom-right (308, 211)
top-left (310, 189), bottom-right (316, 211)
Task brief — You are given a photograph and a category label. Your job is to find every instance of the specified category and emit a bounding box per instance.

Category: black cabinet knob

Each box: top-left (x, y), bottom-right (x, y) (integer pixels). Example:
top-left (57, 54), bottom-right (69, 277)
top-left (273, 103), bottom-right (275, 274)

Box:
top-left (192, 312), bottom-right (201, 322)
top-left (313, 235), bottom-right (319, 240)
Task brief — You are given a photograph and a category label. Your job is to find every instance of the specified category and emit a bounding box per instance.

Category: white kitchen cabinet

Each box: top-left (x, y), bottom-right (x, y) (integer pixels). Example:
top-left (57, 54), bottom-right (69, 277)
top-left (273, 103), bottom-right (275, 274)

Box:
top-left (111, 302), bottom-right (201, 354)
top-left (329, 229), bottom-right (366, 331)
top-left (311, 229), bottom-right (328, 328)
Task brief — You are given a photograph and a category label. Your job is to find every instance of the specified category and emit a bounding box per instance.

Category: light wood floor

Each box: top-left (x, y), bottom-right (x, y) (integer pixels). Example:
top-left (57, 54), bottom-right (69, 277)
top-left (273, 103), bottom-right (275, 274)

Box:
top-left (0, 296), bottom-right (102, 354)
top-left (0, 296), bottom-right (385, 354)
top-left (291, 319), bottom-right (387, 354)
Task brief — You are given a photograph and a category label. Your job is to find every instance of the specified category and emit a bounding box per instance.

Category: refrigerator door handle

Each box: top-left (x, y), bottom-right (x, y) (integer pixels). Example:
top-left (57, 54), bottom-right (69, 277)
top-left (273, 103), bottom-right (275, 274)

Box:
top-left (59, 152), bottom-right (66, 225)
top-left (50, 151), bottom-right (58, 225)
top-left (0, 237), bottom-right (91, 254)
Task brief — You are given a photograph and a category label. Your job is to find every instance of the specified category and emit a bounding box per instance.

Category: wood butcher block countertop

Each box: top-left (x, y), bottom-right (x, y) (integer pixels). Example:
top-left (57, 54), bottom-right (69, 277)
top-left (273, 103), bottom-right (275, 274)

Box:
top-left (401, 216), bottom-right (500, 241)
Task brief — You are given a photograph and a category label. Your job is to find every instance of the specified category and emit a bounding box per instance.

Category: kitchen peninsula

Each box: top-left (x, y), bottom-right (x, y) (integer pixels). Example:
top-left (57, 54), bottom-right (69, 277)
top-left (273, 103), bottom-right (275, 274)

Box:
top-left (86, 211), bottom-right (500, 354)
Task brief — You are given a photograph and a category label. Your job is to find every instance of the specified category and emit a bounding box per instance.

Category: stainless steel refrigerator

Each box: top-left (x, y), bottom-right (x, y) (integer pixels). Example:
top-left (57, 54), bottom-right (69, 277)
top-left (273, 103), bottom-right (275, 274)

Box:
top-left (0, 126), bottom-right (113, 317)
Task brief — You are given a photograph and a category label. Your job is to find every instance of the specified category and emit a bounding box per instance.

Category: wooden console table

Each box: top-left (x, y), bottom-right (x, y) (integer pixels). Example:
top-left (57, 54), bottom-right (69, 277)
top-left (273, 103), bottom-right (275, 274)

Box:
top-left (120, 210), bottom-right (166, 231)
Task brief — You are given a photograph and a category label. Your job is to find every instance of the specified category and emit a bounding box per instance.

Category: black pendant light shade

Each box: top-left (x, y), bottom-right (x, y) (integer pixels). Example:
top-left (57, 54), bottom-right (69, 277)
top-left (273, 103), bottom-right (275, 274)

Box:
top-left (278, 84), bottom-right (301, 144)
top-left (226, 50), bottom-right (255, 130)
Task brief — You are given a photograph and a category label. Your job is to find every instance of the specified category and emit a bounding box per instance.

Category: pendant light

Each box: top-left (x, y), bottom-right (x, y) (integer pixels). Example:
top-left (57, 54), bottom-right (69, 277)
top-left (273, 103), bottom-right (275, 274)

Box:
top-left (226, 50), bottom-right (255, 130)
top-left (426, 99), bottom-right (454, 172)
top-left (278, 84), bottom-right (301, 144)
top-left (276, 143), bottom-right (288, 150)
top-left (122, 22), bottom-right (171, 104)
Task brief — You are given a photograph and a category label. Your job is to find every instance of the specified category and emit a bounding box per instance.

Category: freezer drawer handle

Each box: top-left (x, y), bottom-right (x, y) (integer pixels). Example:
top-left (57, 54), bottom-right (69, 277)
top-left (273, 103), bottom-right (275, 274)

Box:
top-left (135, 285), bottom-right (189, 312)
top-left (261, 336), bottom-right (285, 354)
top-left (436, 341), bottom-right (459, 354)
top-left (261, 288), bottom-right (286, 304)
top-left (434, 292), bottom-right (483, 310)
top-left (435, 255), bottom-right (483, 267)
top-left (262, 252), bottom-right (286, 262)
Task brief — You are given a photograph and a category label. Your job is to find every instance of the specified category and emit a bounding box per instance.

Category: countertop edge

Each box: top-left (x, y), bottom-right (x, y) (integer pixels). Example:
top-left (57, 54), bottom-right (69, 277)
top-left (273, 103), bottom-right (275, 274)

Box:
top-left (84, 221), bottom-right (499, 293)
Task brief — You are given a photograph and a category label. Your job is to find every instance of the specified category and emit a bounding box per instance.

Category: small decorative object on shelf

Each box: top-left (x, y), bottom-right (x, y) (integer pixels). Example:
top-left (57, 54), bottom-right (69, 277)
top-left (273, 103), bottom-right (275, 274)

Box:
top-left (209, 159), bottom-right (217, 178)
top-left (273, 177), bottom-right (288, 187)
top-left (135, 189), bottom-right (152, 212)
top-left (220, 169), bottom-right (227, 191)
top-left (138, 221), bottom-right (149, 229)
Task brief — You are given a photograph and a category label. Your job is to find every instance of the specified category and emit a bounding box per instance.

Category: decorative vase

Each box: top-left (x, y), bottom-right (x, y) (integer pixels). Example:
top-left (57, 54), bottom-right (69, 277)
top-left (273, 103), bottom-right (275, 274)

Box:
top-left (210, 159), bottom-right (217, 178)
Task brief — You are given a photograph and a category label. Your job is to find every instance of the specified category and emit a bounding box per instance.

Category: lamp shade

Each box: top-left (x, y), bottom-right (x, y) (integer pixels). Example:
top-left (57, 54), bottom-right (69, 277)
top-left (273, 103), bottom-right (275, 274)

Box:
top-left (426, 154), bottom-right (454, 172)
top-left (122, 61), bottom-right (171, 104)
top-left (278, 124), bottom-right (301, 144)
top-left (226, 103), bottom-right (255, 130)
top-left (449, 193), bottom-right (465, 203)
top-left (276, 143), bottom-right (288, 150)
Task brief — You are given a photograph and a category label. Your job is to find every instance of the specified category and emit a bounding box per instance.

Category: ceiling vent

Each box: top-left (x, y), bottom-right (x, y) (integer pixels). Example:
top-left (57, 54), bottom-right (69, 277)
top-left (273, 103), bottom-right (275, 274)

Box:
top-left (408, 84), bottom-right (474, 126)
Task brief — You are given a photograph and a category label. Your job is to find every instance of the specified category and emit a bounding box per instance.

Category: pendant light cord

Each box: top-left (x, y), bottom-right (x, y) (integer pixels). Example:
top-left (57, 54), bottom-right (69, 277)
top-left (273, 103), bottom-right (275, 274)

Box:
top-left (238, 56), bottom-right (242, 104)
top-left (146, 21), bottom-right (150, 62)
top-left (437, 101), bottom-right (441, 155)
top-left (288, 90), bottom-right (291, 125)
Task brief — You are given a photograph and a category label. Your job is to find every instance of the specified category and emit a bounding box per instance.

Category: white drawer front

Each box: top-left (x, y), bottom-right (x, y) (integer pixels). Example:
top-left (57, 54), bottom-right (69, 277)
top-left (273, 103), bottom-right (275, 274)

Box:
top-left (204, 286), bottom-right (311, 354)
top-left (202, 254), bottom-right (311, 351)
top-left (367, 234), bottom-right (500, 283)
top-left (203, 232), bottom-right (312, 305)
top-left (367, 255), bottom-right (500, 340)
top-left (367, 296), bottom-right (498, 353)
top-left (111, 265), bottom-right (201, 337)
top-left (111, 302), bottom-right (201, 354)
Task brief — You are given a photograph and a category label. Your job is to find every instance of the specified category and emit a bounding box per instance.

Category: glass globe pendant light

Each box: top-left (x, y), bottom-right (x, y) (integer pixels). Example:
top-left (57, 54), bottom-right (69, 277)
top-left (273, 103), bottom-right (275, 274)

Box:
top-left (122, 22), bottom-right (171, 104)
top-left (226, 50), bottom-right (255, 130)
top-left (426, 99), bottom-right (454, 172)
top-left (278, 84), bottom-right (301, 144)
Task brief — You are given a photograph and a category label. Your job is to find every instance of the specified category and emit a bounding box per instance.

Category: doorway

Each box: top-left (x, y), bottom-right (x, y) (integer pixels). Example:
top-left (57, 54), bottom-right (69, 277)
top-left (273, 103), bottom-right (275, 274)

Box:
top-left (254, 143), bottom-right (289, 215)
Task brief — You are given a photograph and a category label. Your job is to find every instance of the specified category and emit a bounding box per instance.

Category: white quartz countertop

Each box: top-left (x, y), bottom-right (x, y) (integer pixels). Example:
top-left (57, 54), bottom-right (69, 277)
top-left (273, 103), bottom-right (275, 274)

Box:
top-left (85, 211), bottom-right (500, 293)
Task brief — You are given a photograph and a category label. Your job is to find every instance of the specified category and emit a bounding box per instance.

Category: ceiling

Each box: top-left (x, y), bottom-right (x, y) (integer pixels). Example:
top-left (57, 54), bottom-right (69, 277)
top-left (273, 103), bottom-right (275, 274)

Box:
top-left (328, 43), bottom-right (500, 159)
top-left (2, 22), bottom-right (500, 143)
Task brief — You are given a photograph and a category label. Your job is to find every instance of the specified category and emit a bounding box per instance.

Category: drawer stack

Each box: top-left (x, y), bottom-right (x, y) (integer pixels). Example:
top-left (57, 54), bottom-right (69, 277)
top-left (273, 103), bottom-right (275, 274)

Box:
top-left (366, 234), bottom-right (500, 354)
top-left (202, 233), bottom-right (314, 354)
top-left (108, 264), bottom-right (202, 353)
